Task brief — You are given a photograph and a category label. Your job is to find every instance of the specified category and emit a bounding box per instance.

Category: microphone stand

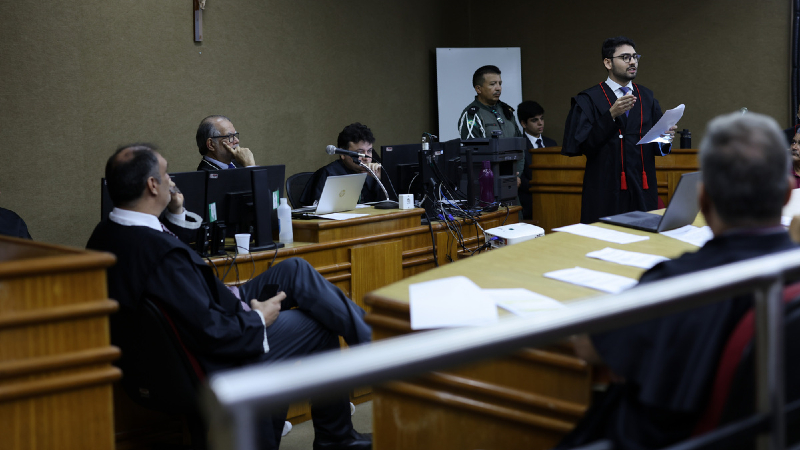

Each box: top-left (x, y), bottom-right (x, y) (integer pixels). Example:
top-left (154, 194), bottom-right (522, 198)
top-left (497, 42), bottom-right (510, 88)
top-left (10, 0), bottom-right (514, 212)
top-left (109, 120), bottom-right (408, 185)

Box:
top-left (358, 159), bottom-right (398, 209)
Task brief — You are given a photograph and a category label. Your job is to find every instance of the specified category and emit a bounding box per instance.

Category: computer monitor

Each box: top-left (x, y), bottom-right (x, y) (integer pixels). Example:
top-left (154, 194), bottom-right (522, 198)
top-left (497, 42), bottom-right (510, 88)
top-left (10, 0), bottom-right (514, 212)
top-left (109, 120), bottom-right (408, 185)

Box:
top-left (448, 137), bottom-right (525, 208)
top-left (203, 165), bottom-right (285, 238)
top-left (100, 170), bottom-right (208, 221)
top-left (250, 169), bottom-right (284, 251)
top-left (381, 141), bottom-right (448, 200)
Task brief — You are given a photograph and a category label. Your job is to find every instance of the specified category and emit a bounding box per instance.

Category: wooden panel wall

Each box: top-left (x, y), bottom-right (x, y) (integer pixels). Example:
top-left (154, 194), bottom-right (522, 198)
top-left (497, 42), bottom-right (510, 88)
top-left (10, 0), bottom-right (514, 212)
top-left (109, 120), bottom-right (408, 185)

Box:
top-left (0, 238), bottom-right (119, 450)
top-left (528, 148), bottom-right (699, 232)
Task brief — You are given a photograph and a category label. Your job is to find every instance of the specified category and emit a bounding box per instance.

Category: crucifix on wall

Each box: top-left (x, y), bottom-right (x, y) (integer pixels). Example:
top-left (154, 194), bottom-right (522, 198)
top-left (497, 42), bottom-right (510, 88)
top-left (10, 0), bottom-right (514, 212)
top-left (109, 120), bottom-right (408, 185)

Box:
top-left (194, 0), bottom-right (205, 42)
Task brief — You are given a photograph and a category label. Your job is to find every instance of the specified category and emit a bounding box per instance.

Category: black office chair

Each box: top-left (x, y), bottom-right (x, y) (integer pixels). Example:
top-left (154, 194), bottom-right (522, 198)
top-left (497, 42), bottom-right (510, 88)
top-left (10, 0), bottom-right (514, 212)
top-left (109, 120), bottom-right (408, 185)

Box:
top-left (114, 298), bottom-right (208, 449)
top-left (286, 172), bottom-right (314, 208)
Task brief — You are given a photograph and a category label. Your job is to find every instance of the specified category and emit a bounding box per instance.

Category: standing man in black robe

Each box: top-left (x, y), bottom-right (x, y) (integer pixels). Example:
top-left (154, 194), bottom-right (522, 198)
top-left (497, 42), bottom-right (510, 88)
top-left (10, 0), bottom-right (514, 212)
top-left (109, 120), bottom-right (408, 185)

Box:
top-left (557, 112), bottom-right (797, 449)
top-left (562, 36), bottom-right (676, 224)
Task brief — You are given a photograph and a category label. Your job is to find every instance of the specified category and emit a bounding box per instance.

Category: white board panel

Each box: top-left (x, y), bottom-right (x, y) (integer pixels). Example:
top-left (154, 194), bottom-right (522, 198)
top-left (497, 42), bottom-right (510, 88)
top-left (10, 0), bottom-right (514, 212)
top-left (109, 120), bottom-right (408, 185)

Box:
top-left (436, 48), bottom-right (523, 141)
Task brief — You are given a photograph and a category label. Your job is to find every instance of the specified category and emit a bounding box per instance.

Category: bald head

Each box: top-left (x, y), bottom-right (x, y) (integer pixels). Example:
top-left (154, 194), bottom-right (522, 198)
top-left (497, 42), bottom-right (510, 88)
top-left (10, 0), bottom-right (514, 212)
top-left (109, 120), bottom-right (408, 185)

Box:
top-left (196, 115), bottom-right (232, 156)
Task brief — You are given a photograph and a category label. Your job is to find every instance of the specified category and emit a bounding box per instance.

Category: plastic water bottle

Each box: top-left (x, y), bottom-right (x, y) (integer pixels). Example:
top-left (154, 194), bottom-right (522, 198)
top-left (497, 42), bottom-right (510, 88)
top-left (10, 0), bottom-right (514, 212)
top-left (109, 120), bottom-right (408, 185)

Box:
top-left (277, 198), bottom-right (293, 244)
top-left (478, 160), bottom-right (494, 203)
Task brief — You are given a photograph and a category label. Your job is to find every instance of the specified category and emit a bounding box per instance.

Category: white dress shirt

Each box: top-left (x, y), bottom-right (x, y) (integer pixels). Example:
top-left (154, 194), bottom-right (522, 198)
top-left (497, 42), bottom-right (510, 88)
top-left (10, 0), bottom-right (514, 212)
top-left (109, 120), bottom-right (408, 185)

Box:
top-left (604, 77), bottom-right (634, 99)
top-left (525, 131), bottom-right (544, 149)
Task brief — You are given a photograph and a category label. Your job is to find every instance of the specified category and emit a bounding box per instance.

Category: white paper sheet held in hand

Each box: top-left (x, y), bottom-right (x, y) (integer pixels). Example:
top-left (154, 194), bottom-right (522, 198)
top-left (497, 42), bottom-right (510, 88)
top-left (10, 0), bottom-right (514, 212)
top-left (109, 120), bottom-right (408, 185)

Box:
top-left (586, 247), bottom-right (669, 269)
top-left (409, 276), bottom-right (498, 330)
top-left (552, 223), bottom-right (649, 244)
top-left (544, 267), bottom-right (638, 294)
top-left (483, 288), bottom-right (565, 317)
top-left (636, 104), bottom-right (685, 145)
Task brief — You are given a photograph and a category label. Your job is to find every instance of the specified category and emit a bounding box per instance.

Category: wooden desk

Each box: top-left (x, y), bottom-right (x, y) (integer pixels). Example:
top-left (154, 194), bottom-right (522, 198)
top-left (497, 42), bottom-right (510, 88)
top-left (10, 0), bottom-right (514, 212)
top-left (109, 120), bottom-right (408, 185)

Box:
top-left (212, 206), bottom-right (520, 313)
top-left (0, 236), bottom-right (119, 450)
top-left (364, 214), bottom-right (706, 450)
top-left (529, 147), bottom-right (699, 232)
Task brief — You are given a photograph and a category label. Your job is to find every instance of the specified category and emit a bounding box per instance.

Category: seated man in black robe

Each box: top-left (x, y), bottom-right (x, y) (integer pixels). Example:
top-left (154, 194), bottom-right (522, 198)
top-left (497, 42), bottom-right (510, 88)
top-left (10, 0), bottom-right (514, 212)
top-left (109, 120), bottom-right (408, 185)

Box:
top-left (87, 143), bottom-right (372, 450)
top-left (557, 112), bottom-right (797, 449)
top-left (195, 115), bottom-right (257, 171)
top-left (299, 123), bottom-right (388, 207)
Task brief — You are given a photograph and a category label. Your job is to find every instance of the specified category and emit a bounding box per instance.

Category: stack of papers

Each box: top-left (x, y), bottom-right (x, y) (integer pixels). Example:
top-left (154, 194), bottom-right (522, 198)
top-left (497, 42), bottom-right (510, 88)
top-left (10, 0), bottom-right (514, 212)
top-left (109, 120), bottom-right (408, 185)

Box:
top-left (409, 276), bottom-right (498, 330)
top-left (408, 278), bottom-right (568, 329)
top-left (317, 213), bottom-right (370, 220)
top-left (660, 225), bottom-right (712, 247)
top-left (552, 223), bottom-right (649, 244)
top-left (586, 247), bottom-right (669, 269)
top-left (544, 267), bottom-right (638, 294)
top-left (483, 288), bottom-right (565, 317)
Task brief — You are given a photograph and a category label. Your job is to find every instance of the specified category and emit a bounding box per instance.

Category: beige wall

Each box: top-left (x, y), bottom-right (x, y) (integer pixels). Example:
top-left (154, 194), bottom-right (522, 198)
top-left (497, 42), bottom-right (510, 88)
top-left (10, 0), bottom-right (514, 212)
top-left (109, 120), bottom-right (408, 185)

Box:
top-left (0, 1), bottom-right (466, 246)
top-left (0, 1), bottom-right (792, 247)
top-left (479, 0), bottom-right (792, 147)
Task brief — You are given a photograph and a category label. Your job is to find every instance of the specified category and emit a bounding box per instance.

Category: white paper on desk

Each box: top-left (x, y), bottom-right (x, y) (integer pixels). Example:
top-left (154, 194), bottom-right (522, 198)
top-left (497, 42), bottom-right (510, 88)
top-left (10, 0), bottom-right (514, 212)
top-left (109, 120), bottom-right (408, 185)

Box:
top-left (660, 225), bottom-right (713, 247)
top-left (315, 213), bottom-right (370, 220)
top-left (483, 288), bottom-right (565, 317)
top-left (636, 104), bottom-right (685, 145)
top-left (409, 276), bottom-right (498, 330)
top-left (544, 267), bottom-right (638, 294)
top-left (552, 223), bottom-right (649, 244)
top-left (586, 247), bottom-right (669, 269)
top-left (355, 204), bottom-right (371, 209)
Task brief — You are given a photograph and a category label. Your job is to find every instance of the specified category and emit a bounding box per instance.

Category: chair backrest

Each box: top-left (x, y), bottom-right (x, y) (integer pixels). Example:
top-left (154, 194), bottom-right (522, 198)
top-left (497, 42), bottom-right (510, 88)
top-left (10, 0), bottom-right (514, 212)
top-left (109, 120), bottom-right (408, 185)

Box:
top-left (693, 283), bottom-right (800, 439)
top-left (116, 298), bottom-right (206, 415)
top-left (286, 172), bottom-right (314, 208)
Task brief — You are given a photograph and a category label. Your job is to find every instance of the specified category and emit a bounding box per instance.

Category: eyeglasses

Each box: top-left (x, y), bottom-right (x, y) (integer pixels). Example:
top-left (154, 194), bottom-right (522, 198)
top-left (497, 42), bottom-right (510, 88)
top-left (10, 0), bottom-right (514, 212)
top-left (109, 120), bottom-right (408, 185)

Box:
top-left (210, 132), bottom-right (240, 142)
top-left (611, 53), bottom-right (642, 63)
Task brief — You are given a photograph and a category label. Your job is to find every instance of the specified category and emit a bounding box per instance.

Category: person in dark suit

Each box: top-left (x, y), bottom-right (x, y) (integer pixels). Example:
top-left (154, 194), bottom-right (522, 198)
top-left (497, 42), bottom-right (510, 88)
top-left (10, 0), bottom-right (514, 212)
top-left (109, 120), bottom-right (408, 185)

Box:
top-left (516, 101), bottom-right (557, 219)
top-left (0, 207), bottom-right (31, 239)
top-left (87, 143), bottom-right (372, 450)
top-left (517, 101), bottom-right (557, 149)
top-left (557, 112), bottom-right (797, 450)
top-left (299, 123), bottom-right (388, 206)
top-left (195, 115), bottom-right (257, 171)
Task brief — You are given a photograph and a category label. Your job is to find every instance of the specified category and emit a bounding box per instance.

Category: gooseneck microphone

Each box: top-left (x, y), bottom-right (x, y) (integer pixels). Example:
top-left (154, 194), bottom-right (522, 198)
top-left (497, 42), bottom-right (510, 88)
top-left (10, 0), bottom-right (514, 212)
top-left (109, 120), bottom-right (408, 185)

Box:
top-left (359, 161), bottom-right (399, 210)
top-left (325, 145), bottom-right (365, 158)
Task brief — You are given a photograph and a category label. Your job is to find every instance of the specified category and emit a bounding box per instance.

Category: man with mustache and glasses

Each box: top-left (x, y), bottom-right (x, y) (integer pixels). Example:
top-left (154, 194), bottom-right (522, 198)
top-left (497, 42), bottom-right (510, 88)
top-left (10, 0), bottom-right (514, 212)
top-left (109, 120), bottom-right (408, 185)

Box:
top-left (195, 115), bottom-right (256, 171)
top-left (562, 36), bottom-right (677, 224)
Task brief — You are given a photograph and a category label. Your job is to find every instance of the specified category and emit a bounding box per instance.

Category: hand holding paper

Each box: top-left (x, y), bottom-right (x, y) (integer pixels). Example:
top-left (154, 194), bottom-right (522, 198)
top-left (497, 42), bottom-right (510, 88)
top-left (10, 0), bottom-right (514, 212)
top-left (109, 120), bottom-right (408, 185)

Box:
top-left (637, 104), bottom-right (685, 145)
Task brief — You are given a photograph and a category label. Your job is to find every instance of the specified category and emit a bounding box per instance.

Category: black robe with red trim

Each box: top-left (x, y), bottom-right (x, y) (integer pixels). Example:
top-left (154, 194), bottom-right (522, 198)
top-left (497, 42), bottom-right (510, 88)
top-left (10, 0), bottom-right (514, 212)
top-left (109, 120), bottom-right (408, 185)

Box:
top-left (562, 83), bottom-right (669, 224)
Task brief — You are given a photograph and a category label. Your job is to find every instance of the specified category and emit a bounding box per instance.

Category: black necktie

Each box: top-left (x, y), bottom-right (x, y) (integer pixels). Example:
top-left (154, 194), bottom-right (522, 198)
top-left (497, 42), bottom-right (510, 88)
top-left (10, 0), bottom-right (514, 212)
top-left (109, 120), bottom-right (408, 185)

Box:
top-left (536, 138), bottom-right (543, 149)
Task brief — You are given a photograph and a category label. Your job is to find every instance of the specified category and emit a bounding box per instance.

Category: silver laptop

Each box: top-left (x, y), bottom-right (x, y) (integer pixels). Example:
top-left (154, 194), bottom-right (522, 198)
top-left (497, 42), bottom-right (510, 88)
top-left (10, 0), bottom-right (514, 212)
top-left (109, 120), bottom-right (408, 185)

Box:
top-left (294, 173), bottom-right (368, 215)
top-left (599, 171), bottom-right (702, 232)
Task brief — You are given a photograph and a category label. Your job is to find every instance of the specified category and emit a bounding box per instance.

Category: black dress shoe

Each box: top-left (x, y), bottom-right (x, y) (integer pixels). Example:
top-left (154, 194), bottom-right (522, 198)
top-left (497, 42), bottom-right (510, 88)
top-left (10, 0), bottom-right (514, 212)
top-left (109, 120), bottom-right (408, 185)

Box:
top-left (312, 430), bottom-right (372, 450)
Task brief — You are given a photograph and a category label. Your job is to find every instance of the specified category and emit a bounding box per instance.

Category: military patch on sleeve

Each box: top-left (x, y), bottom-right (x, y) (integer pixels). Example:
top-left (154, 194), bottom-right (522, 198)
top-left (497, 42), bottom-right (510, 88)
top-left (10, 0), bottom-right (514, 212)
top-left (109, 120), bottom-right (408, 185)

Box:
top-left (467, 119), bottom-right (475, 127)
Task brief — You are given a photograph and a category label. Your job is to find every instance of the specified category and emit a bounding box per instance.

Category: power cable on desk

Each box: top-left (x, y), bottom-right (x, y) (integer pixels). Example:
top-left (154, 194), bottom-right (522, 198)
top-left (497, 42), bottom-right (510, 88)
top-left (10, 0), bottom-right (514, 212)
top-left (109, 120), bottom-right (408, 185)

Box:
top-left (422, 207), bottom-right (439, 267)
top-left (268, 245), bottom-right (279, 270)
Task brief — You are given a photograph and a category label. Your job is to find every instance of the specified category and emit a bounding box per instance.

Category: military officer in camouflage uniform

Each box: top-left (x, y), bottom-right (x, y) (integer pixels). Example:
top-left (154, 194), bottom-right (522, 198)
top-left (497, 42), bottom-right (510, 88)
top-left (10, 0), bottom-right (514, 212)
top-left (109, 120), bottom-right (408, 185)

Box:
top-left (457, 65), bottom-right (524, 204)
